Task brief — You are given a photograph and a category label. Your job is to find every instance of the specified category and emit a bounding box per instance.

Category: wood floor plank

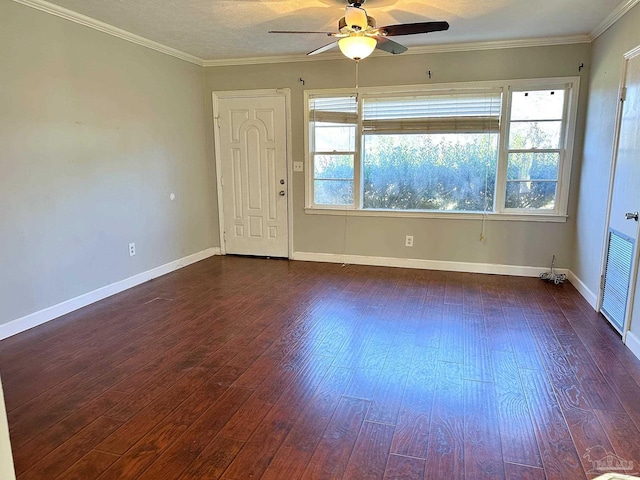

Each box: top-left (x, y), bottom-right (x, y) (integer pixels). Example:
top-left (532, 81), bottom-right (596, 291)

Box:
top-left (593, 409), bottom-right (640, 477)
top-left (300, 396), bottom-right (371, 480)
top-left (134, 386), bottom-right (254, 480)
top-left (366, 332), bottom-right (414, 425)
top-left (424, 362), bottom-right (465, 480)
top-left (438, 304), bottom-right (465, 364)
top-left (19, 416), bottom-right (123, 480)
top-left (464, 379), bottom-right (505, 479)
top-left (222, 355), bottom-right (335, 480)
top-left (216, 396), bottom-right (273, 442)
top-left (383, 454), bottom-right (426, 480)
top-left (484, 308), bottom-right (512, 353)
top-left (527, 318), bottom-right (618, 476)
top-left (8, 305), bottom-right (238, 444)
top-left (390, 346), bottom-right (438, 458)
top-left (95, 365), bottom-right (235, 455)
top-left (343, 421), bottom-right (396, 479)
top-left (177, 436), bottom-right (245, 480)
top-left (12, 389), bottom-right (127, 475)
top-left (519, 367), bottom-right (587, 480)
top-left (491, 349), bottom-right (543, 468)
top-left (503, 462), bottom-right (546, 480)
top-left (99, 386), bottom-right (253, 480)
top-left (463, 313), bottom-right (492, 382)
top-left (261, 365), bottom-right (354, 480)
top-left (56, 450), bottom-right (120, 480)
top-left (555, 331), bottom-right (625, 413)
top-left (503, 308), bottom-right (545, 371)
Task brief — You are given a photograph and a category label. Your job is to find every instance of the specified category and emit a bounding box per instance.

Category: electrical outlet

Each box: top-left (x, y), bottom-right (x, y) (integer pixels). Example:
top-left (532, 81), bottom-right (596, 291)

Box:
top-left (129, 243), bottom-right (136, 257)
top-left (293, 162), bottom-right (304, 172)
top-left (405, 235), bottom-right (414, 247)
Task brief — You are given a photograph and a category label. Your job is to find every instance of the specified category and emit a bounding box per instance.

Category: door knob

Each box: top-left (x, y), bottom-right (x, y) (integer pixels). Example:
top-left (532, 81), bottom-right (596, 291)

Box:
top-left (625, 212), bottom-right (639, 221)
top-left (279, 191), bottom-right (285, 196)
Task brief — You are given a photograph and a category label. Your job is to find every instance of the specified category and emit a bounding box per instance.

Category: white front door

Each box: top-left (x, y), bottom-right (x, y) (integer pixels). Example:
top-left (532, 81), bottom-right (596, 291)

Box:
top-left (215, 92), bottom-right (289, 257)
top-left (601, 48), bottom-right (640, 336)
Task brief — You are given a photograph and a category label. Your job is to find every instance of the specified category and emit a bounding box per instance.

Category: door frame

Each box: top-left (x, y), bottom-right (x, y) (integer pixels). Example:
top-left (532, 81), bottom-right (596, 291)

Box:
top-left (212, 89), bottom-right (293, 258)
top-left (598, 44), bottom-right (640, 341)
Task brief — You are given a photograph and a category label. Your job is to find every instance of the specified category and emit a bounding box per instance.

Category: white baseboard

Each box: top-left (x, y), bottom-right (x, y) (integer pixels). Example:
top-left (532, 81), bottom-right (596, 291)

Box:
top-left (567, 270), bottom-right (599, 310)
top-left (291, 251), bottom-right (569, 278)
top-left (0, 247), bottom-right (220, 341)
top-left (624, 331), bottom-right (640, 361)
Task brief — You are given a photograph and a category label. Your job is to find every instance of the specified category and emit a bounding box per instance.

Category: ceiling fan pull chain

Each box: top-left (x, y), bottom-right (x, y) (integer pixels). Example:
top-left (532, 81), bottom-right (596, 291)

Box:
top-left (355, 60), bottom-right (359, 89)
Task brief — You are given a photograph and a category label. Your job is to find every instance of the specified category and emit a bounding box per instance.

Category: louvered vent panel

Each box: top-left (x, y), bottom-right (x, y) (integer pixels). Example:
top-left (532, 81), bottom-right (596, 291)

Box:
top-left (601, 229), bottom-right (634, 332)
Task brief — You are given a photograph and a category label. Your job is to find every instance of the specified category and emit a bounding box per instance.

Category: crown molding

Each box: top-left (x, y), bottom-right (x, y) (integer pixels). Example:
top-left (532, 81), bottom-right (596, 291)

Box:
top-left (590, 0), bottom-right (640, 39)
top-left (202, 35), bottom-right (591, 67)
top-left (12, 0), bottom-right (205, 66)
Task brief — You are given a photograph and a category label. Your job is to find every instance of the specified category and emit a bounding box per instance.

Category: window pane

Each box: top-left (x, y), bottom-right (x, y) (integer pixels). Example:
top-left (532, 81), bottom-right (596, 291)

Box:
top-left (314, 123), bottom-right (356, 152)
top-left (508, 121), bottom-right (562, 149)
top-left (362, 133), bottom-right (497, 211)
top-left (314, 180), bottom-right (353, 205)
top-left (507, 152), bottom-right (559, 180)
top-left (505, 181), bottom-right (557, 209)
top-left (314, 155), bottom-right (354, 180)
top-left (510, 90), bottom-right (565, 120)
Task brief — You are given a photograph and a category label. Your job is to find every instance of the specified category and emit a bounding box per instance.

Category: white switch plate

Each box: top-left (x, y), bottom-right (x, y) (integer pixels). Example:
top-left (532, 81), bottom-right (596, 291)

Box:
top-left (405, 236), bottom-right (414, 247)
top-left (129, 243), bottom-right (136, 256)
top-left (293, 162), bottom-right (304, 172)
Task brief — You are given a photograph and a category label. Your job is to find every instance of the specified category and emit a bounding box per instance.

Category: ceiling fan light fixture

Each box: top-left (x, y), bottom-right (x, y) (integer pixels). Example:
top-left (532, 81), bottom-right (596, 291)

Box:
top-left (338, 35), bottom-right (376, 60)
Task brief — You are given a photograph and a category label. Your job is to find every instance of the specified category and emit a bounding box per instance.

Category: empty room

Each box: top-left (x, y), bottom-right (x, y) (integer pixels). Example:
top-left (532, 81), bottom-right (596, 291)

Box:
top-left (2, 0), bottom-right (640, 478)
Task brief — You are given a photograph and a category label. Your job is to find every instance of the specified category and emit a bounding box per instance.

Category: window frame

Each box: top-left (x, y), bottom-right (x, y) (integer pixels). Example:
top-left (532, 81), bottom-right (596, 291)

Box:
top-left (304, 77), bottom-right (580, 222)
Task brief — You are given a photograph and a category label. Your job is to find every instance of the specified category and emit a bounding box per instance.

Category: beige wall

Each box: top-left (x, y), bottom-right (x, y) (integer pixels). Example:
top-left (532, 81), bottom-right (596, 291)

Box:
top-left (205, 43), bottom-right (591, 268)
top-left (0, 2), bottom-right (215, 326)
top-left (573, 4), bottom-right (640, 326)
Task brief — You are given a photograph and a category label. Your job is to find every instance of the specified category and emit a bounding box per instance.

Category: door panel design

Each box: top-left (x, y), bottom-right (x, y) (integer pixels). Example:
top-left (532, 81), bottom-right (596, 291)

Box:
top-left (267, 148), bottom-right (277, 221)
top-left (249, 216), bottom-right (263, 237)
top-left (232, 149), bottom-right (243, 220)
top-left (246, 127), bottom-right (263, 211)
top-left (218, 94), bottom-right (288, 257)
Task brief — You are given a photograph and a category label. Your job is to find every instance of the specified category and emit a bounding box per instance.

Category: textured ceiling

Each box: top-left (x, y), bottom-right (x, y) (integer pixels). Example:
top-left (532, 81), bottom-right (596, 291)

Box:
top-left (38, 0), bottom-right (626, 61)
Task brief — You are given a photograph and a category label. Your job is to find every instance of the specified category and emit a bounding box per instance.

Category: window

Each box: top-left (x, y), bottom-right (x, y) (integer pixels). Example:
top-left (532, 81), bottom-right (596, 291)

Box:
top-left (504, 88), bottom-right (566, 211)
top-left (309, 96), bottom-right (357, 206)
top-left (305, 78), bottom-right (579, 220)
top-left (361, 92), bottom-right (500, 212)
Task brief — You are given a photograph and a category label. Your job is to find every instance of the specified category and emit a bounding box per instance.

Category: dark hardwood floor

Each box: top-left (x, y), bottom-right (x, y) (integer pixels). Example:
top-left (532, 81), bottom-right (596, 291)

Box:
top-left (2, 256), bottom-right (640, 479)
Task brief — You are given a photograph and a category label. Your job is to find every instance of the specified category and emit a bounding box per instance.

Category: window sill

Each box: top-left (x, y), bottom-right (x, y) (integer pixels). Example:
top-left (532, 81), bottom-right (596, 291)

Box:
top-left (304, 207), bottom-right (568, 223)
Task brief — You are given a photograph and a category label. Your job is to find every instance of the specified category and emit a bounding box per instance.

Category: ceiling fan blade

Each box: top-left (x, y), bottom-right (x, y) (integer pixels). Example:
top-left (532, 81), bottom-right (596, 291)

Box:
top-left (307, 41), bottom-right (339, 56)
top-left (374, 36), bottom-right (407, 55)
top-left (268, 30), bottom-right (335, 35)
top-left (379, 21), bottom-right (449, 37)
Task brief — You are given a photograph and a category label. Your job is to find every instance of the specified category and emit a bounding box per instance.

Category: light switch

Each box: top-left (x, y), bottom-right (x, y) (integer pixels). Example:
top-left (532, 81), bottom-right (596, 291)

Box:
top-left (293, 162), bottom-right (304, 172)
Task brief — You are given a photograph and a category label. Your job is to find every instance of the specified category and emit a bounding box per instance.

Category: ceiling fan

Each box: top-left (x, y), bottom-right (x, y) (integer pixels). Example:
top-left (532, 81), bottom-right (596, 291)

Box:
top-left (269, 0), bottom-right (449, 61)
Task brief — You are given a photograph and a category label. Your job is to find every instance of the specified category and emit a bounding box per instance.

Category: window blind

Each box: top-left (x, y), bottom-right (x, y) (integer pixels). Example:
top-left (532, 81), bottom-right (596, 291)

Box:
top-left (363, 92), bottom-right (502, 134)
top-left (309, 96), bottom-right (358, 124)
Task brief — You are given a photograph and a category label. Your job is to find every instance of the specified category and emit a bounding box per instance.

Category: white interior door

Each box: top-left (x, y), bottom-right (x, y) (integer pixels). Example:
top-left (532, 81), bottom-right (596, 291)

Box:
top-left (216, 93), bottom-right (289, 257)
top-left (601, 49), bottom-right (640, 336)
